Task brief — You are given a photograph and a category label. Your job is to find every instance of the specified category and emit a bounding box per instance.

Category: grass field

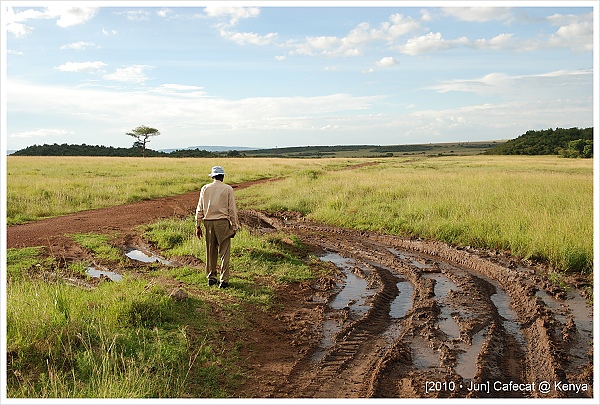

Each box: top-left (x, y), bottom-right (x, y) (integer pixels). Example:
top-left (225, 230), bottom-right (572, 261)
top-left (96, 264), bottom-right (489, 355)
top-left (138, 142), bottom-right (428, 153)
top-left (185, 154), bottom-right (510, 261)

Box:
top-left (237, 155), bottom-right (593, 274)
top-left (6, 228), bottom-right (324, 398)
top-left (4, 153), bottom-right (594, 398)
top-left (6, 154), bottom-right (593, 273)
top-left (5, 156), bottom-right (372, 225)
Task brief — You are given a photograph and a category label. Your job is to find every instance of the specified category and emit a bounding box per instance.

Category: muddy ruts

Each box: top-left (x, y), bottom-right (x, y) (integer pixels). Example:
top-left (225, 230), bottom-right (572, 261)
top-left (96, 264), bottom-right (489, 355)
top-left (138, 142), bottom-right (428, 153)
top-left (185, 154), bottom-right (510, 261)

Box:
top-left (242, 210), bottom-right (592, 399)
top-left (274, 262), bottom-right (403, 398)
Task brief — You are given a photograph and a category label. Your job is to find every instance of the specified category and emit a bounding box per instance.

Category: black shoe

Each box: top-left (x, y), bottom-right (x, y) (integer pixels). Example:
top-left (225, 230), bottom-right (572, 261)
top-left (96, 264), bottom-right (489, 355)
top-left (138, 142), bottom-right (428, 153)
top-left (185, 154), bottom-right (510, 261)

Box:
top-left (218, 282), bottom-right (230, 289)
top-left (208, 279), bottom-right (218, 287)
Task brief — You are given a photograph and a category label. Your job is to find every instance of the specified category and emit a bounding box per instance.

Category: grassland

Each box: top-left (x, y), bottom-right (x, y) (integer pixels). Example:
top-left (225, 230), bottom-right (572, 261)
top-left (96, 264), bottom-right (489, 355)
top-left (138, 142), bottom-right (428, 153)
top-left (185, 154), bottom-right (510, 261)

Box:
top-left (5, 156), bottom-right (371, 225)
top-left (6, 154), bottom-right (593, 273)
top-left (4, 153), bottom-right (594, 398)
top-left (236, 155), bottom-right (593, 274)
top-left (6, 227), bottom-right (324, 398)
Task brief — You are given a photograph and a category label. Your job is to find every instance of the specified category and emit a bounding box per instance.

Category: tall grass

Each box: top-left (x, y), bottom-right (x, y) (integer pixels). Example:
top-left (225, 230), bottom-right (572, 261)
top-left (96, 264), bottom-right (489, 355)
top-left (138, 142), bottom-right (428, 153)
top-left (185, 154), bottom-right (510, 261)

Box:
top-left (6, 219), bottom-right (328, 398)
top-left (6, 156), bottom-right (370, 224)
top-left (236, 155), bottom-right (593, 274)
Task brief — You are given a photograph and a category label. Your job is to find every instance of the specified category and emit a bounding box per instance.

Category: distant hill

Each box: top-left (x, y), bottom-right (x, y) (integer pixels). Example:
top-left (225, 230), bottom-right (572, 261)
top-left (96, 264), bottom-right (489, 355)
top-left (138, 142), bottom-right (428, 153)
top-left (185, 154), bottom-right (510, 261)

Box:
top-left (160, 145), bottom-right (257, 153)
top-left (484, 127), bottom-right (593, 156)
top-left (242, 141), bottom-right (504, 158)
top-left (7, 140), bottom-right (503, 158)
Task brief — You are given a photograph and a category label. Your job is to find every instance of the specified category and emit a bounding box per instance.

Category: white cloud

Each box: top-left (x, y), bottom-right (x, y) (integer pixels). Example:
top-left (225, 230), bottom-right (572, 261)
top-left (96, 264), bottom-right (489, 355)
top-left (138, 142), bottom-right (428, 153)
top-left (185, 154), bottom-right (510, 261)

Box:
top-left (547, 19), bottom-right (593, 53)
top-left (46, 5), bottom-right (98, 27)
top-left (472, 33), bottom-right (516, 51)
top-left (55, 61), bottom-right (107, 72)
top-left (102, 28), bottom-right (117, 36)
top-left (151, 84), bottom-right (207, 98)
top-left (218, 29), bottom-right (278, 46)
top-left (5, 5), bottom-right (98, 36)
top-left (7, 50), bottom-right (23, 55)
top-left (117, 10), bottom-right (151, 22)
top-left (287, 13), bottom-right (422, 57)
top-left (204, 6), bottom-right (260, 27)
top-left (157, 9), bottom-right (171, 18)
top-left (441, 7), bottom-right (512, 22)
top-left (60, 41), bottom-right (98, 51)
top-left (10, 128), bottom-right (73, 138)
top-left (376, 57), bottom-right (397, 67)
top-left (399, 32), bottom-right (469, 55)
top-left (6, 21), bottom-right (33, 37)
top-left (104, 65), bottom-right (154, 83)
top-left (429, 69), bottom-right (592, 97)
top-left (6, 79), bottom-right (380, 142)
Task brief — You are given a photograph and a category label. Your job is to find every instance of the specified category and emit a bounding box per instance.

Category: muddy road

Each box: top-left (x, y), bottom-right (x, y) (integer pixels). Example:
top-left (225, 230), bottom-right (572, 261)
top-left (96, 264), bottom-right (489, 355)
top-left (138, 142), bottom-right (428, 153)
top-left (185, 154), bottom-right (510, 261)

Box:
top-left (6, 182), bottom-right (594, 399)
top-left (241, 211), bottom-right (594, 399)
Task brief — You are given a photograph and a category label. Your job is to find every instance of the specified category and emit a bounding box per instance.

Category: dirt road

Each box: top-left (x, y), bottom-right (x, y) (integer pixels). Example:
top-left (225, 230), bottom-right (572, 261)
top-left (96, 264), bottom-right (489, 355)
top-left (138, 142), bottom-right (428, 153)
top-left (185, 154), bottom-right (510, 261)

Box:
top-left (6, 180), bottom-right (594, 399)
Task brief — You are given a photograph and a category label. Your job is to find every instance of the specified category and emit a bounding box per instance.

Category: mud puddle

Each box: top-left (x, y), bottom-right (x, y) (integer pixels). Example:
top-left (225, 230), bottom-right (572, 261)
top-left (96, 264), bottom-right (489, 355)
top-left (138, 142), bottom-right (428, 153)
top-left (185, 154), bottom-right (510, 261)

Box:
top-left (126, 248), bottom-right (172, 265)
top-left (248, 210), bottom-right (594, 399)
top-left (85, 266), bottom-right (123, 282)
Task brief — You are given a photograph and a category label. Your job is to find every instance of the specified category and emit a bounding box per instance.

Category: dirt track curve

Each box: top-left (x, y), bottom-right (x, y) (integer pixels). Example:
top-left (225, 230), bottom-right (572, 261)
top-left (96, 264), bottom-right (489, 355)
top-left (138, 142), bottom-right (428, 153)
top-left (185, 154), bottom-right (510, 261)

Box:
top-left (6, 177), bottom-right (594, 399)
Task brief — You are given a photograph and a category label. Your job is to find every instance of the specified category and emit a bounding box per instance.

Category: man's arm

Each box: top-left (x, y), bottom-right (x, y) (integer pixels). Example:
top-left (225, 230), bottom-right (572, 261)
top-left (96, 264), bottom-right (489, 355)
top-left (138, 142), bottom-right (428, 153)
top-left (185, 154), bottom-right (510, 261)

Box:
top-left (228, 187), bottom-right (239, 233)
top-left (195, 189), bottom-right (205, 238)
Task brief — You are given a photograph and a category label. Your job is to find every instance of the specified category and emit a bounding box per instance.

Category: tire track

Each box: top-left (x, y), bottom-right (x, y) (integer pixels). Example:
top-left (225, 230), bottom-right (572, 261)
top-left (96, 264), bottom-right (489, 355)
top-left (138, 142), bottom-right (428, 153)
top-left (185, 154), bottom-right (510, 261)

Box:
top-left (251, 211), bottom-right (593, 399)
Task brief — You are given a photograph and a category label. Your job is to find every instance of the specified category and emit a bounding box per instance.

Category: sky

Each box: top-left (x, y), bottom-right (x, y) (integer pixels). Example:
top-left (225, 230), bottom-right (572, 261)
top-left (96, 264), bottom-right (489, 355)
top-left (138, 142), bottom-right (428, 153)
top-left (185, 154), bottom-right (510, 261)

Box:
top-left (1, 1), bottom-right (597, 151)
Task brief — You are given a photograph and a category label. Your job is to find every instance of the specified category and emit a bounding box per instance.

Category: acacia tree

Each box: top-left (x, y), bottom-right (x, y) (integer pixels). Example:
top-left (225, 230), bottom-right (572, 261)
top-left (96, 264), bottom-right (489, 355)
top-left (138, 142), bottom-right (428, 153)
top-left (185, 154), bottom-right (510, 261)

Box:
top-left (126, 125), bottom-right (160, 157)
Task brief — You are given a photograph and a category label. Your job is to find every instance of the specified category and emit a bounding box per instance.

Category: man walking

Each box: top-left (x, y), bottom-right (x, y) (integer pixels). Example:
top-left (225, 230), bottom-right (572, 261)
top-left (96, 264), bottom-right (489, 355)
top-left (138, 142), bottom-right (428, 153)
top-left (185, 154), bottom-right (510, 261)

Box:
top-left (195, 166), bottom-right (239, 288)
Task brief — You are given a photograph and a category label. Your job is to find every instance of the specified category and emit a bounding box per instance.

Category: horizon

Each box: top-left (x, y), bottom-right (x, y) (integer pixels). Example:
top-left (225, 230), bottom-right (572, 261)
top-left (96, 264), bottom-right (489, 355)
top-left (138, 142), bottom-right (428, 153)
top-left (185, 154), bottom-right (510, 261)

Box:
top-left (6, 137), bottom-right (514, 155)
top-left (2, 1), bottom-right (596, 152)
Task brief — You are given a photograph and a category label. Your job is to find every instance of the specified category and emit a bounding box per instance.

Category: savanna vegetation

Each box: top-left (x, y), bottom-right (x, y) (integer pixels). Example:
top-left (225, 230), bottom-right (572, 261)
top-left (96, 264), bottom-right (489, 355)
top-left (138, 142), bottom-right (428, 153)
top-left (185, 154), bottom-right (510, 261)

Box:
top-left (5, 153), bottom-right (594, 398)
top-left (5, 156), bottom-right (368, 225)
top-left (484, 127), bottom-right (593, 156)
top-left (9, 143), bottom-right (218, 158)
top-left (6, 227), bottom-right (326, 398)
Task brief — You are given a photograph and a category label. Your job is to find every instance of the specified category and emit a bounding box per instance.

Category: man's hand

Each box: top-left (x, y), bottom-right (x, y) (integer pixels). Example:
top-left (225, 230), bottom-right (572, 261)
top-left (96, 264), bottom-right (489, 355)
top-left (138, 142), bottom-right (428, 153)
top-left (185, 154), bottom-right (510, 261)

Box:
top-left (196, 226), bottom-right (203, 239)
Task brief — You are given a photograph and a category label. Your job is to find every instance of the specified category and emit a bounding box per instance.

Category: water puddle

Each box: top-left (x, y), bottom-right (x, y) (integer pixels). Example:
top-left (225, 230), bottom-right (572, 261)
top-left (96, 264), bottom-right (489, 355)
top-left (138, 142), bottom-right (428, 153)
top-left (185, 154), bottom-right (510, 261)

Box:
top-left (410, 336), bottom-right (439, 369)
top-left (388, 248), bottom-right (435, 270)
top-left (315, 252), bottom-right (375, 361)
top-left (423, 273), bottom-right (461, 338)
top-left (455, 326), bottom-right (488, 380)
top-left (389, 281), bottom-right (414, 318)
top-left (85, 266), bottom-right (123, 282)
top-left (319, 252), bottom-right (374, 314)
top-left (126, 249), bottom-right (172, 265)
top-left (535, 288), bottom-right (593, 369)
top-left (312, 319), bottom-right (339, 361)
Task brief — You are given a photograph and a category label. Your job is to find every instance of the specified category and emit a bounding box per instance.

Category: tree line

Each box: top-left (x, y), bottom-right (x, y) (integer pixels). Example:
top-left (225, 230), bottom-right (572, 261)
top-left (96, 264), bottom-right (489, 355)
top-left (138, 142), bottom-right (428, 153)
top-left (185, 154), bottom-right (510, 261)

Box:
top-left (10, 143), bottom-right (219, 158)
top-left (484, 127), bottom-right (593, 157)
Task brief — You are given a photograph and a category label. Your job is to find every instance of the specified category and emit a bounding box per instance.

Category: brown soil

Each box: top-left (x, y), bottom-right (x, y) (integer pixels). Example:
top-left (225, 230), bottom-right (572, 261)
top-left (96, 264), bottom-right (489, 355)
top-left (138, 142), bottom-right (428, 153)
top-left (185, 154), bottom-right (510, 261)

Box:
top-left (6, 177), bottom-right (594, 399)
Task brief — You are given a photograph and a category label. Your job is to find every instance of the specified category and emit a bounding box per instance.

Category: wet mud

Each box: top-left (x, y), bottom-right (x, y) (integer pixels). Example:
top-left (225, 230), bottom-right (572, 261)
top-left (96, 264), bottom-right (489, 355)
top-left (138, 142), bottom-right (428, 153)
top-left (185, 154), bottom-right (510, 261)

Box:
top-left (6, 181), bottom-right (594, 399)
top-left (239, 210), bottom-right (594, 399)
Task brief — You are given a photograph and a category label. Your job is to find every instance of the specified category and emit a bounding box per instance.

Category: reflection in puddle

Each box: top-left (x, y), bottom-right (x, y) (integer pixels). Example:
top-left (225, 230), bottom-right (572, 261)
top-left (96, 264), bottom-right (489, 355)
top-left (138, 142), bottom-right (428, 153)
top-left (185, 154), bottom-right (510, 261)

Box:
top-left (389, 281), bottom-right (414, 318)
top-left (423, 273), bottom-right (458, 298)
top-left (423, 273), bottom-right (460, 338)
top-left (319, 252), bottom-right (374, 314)
top-left (411, 336), bottom-right (439, 369)
top-left (388, 248), bottom-right (435, 270)
top-left (126, 249), bottom-right (171, 265)
top-left (535, 289), bottom-right (593, 369)
top-left (86, 266), bottom-right (123, 282)
top-left (456, 327), bottom-right (488, 380)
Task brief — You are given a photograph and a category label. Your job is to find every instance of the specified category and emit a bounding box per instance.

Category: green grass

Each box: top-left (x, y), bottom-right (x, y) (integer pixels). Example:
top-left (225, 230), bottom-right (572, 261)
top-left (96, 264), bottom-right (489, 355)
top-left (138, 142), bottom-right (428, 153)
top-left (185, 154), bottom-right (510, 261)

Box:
top-left (6, 220), bottom-right (328, 398)
top-left (236, 155), bottom-right (593, 274)
top-left (6, 156), bottom-right (370, 225)
top-left (5, 153), bottom-right (594, 397)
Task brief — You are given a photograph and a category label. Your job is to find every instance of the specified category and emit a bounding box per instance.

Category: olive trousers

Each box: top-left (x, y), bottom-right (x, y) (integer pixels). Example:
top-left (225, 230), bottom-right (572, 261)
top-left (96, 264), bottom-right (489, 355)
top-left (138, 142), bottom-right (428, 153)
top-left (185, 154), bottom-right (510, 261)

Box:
top-left (203, 219), bottom-right (234, 284)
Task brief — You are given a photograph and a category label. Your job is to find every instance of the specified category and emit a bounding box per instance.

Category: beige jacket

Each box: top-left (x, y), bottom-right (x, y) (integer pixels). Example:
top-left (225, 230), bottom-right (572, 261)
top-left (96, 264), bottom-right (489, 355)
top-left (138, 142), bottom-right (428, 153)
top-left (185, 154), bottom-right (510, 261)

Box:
top-left (195, 180), bottom-right (239, 231)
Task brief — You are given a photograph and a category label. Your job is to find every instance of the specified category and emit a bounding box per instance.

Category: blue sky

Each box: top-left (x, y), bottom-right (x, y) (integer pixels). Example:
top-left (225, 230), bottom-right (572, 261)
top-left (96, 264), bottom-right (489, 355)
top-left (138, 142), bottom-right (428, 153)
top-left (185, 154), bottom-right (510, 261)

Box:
top-left (2, 1), bottom-right (597, 151)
